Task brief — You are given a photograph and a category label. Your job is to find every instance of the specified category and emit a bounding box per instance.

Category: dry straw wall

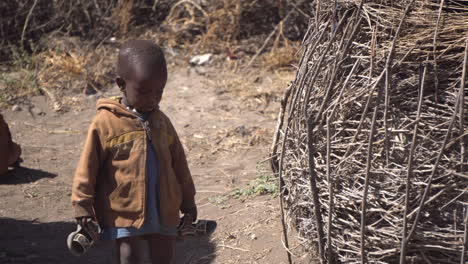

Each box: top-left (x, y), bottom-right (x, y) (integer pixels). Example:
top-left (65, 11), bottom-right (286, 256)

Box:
top-left (271, 0), bottom-right (468, 263)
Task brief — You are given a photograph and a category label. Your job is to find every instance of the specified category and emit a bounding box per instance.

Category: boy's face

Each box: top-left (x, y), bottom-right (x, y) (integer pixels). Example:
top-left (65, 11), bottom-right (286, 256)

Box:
top-left (117, 68), bottom-right (167, 113)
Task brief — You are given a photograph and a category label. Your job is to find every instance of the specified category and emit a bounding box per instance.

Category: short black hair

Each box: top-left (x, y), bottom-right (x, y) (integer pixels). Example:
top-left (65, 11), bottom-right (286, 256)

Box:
top-left (117, 40), bottom-right (167, 80)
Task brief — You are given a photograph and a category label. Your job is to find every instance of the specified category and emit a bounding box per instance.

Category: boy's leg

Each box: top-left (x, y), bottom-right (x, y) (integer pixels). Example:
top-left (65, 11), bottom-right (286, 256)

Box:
top-left (145, 233), bottom-right (176, 264)
top-left (115, 236), bottom-right (146, 264)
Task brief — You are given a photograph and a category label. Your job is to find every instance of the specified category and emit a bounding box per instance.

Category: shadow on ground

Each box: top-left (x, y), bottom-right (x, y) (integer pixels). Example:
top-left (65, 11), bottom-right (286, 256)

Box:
top-left (0, 218), bottom-right (216, 264)
top-left (0, 167), bottom-right (56, 185)
top-left (0, 217), bottom-right (113, 264)
top-left (175, 237), bottom-right (217, 264)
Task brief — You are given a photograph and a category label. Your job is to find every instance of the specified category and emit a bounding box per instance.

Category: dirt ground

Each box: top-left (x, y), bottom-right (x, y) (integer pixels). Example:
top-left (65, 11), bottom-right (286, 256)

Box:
top-left (0, 63), bottom-right (312, 263)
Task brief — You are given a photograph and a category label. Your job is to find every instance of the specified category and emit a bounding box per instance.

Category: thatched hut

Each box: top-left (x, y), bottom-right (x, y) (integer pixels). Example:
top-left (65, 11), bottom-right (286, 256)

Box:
top-left (271, 1), bottom-right (468, 263)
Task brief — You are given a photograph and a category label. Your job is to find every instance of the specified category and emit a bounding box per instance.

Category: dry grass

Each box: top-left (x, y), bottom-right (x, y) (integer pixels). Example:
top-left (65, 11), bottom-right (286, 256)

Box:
top-left (110, 0), bottom-right (135, 35)
top-left (1, 0), bottom-right (308, 110)
top-left (149, 0), bottom-right (309, 56)
top-left (207, 69), bottom-right (294, 113)
top-left (149, 0), bottom-right (245, 53)
top-left (262, 29), bottom-right (299, 70)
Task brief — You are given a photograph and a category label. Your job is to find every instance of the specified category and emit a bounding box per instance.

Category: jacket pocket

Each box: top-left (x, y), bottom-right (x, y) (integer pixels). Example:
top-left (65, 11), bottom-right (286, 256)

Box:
top-left (108, 181), bottom-right (141, 213)
top-left (107, 131), bottom-right (145, 161)
top-left (111, 140), bottom-right (134, 160)
top-left (109, 182), bottom-right (130, 201)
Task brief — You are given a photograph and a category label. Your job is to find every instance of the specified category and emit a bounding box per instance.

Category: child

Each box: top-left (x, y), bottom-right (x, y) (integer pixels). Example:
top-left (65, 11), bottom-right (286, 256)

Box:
top-left (71, 40), bottom-right (197, 264)
top-left (0, 113), bottom-right (22, 175)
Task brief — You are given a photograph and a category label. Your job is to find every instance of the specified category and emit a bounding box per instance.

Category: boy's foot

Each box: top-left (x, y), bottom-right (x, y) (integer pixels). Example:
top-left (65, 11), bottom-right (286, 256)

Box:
top-left (10, 158), bottom-right (23, 168)
top-left (178, 218), bottom-right (217, 238)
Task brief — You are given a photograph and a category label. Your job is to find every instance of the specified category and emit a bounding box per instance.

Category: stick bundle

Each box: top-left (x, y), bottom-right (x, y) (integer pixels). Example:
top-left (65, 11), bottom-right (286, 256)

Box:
top-left (271, 1), bottom-right (468, 263)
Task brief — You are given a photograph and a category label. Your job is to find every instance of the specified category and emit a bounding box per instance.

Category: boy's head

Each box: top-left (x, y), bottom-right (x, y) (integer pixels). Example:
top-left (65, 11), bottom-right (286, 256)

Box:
top-left (116, 40), bottom-right (167, 113)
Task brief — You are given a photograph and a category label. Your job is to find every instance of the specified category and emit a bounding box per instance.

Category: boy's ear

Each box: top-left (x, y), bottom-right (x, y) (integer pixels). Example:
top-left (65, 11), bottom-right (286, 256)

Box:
top-left (116, 77), bottom-right (126, 92)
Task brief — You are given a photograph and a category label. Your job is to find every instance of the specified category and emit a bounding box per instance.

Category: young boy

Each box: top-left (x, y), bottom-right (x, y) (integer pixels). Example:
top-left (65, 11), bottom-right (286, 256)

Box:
top-left (71, 40), bottom-right (197, 264)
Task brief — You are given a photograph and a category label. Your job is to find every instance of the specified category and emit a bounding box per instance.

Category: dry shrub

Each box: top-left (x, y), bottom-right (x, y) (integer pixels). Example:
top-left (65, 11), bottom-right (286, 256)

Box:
top-left (162, 0), bottom-right (242, 52)
top-left (262, 25), bottom-right (299, 70)
top-left (34, 43), bottom-right (115, 111)
top-left (42, 51), bottom-right (87, 77)
top-left (1, 0), bottom-right (310, 108)
top-left (110, 0), bottom-right (135, 35)
top-left (2, 0), bottom-right (311, 64)
top-left (37, 51), bottom-right (89, 111)
top-left (0, 0), bottom-right (175, 61)
top-left (195, 0), bottom-right (241, 52)
top-left (158, 0), bottom-right (311, 54)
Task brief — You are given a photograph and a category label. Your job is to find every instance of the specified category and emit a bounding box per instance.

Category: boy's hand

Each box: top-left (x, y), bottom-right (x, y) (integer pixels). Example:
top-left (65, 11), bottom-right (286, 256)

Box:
top-left (76, 216), bottom-right (100, 241)
top-left (181, 205), bottom-right (197, 222)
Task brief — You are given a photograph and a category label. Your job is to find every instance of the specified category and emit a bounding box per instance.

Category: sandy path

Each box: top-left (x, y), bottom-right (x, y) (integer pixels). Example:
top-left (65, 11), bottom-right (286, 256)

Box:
top-left (0, 67), bottom-right (295, 264)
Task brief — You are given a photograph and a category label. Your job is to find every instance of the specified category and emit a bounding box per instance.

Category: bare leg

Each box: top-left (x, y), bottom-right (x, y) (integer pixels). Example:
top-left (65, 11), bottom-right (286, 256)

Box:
top-left (145, 233), bottom-right (176, 264)
top-left (115, 236), bottom-right (146, 264)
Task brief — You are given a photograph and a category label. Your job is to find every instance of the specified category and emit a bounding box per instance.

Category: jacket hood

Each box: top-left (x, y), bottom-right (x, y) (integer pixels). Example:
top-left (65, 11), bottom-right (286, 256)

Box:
top-left (96, 97), bottom-right (136, 118)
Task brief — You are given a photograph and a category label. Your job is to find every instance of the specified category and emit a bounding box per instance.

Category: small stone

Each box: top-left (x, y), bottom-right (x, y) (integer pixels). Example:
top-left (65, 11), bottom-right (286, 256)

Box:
top-left (87, 94), bottom-right (99, 100)
top-left (254, 76), bottom-right (263, 83)
top-left (12, 105), bottom-right (21, 112)
top-left (31, 106), bottom-right (45, 116)
top-left (250, 234), bottom-right (257, 240)
top-left (194, 67), bottom-right (209, 76)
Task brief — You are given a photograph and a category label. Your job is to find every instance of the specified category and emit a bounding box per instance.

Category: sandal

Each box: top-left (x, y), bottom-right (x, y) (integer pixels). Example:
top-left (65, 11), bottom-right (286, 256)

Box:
top-left (178, 216), bottom-right (217, 237)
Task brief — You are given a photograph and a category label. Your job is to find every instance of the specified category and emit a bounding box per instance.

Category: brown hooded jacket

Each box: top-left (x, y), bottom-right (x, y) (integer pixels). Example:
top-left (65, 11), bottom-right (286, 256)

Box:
top-left (71, 98), bottom-right (196, 228)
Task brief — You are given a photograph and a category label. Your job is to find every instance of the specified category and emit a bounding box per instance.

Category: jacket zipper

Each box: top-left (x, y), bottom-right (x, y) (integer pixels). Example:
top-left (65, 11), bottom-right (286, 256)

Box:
top-left (141, 119), bottom-right (150, 228)
top-left (143, 120), bottom-right (151, 141)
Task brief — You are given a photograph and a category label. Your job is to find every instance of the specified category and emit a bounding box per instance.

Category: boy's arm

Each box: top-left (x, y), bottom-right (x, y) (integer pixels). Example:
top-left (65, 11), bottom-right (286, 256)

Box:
top-left (71, 118), bottom-right (105, 219)
top-left (168, 122), bottom-right (196, 215)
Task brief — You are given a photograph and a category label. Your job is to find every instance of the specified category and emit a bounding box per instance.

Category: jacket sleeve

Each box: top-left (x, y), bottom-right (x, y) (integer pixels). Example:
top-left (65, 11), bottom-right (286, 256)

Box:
top-left (168, 121), bottom-right (196, 211)
top-left (71, 116), bottom-right (105, 219)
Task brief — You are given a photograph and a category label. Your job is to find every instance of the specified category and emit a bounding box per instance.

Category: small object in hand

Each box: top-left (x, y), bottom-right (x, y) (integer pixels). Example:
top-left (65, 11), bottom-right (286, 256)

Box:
top-left (67, 220), bottom-right (100, 256)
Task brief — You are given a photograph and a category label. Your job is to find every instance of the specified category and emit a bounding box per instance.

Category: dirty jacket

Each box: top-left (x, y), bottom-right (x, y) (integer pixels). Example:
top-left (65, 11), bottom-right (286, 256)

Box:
top-left (71, 98), bottom-right (196, 228)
